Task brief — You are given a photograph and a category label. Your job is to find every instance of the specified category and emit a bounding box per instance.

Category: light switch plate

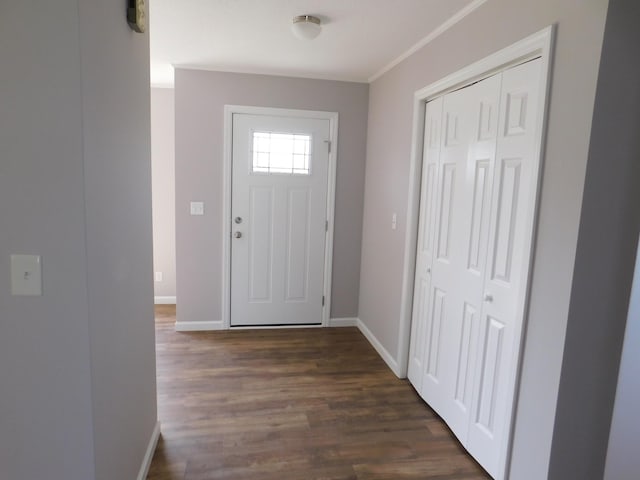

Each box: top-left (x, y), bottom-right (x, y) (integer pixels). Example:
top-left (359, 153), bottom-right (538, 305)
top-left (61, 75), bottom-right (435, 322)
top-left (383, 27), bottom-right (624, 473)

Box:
top-left (11, 254), bottom-right (42, 296)
top-left (190, 201), bottom-right (205, 216)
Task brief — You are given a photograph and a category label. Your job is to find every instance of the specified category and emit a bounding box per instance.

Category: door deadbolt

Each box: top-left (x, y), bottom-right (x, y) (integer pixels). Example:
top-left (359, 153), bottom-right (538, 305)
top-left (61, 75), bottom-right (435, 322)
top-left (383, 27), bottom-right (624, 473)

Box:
top-left (234, 216), bottom-right (243, 224)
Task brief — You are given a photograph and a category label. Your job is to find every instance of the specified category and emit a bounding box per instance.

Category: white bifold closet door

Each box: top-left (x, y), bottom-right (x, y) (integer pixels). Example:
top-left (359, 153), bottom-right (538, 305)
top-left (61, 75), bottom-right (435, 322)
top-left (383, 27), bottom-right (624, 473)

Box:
top-left (408, 58), bottom-right (542, 479)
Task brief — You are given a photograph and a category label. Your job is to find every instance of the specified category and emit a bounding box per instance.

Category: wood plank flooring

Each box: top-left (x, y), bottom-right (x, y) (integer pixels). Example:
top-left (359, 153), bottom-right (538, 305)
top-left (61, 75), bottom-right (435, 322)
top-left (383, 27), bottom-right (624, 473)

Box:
top-left (147, 305), bottom-right (490, 480)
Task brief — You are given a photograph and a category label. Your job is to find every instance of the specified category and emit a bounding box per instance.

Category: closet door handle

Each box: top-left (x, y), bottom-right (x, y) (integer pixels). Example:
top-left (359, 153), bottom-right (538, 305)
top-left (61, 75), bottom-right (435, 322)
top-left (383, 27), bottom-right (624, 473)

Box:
top-left (484, 293), bottom-right (494, 303)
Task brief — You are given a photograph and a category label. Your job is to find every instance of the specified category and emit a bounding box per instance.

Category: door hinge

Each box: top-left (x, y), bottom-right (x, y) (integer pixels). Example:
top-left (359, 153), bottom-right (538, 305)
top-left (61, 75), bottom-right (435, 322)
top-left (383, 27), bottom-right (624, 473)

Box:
top-left (322, 295), bottom-right (325, 306)
top-left (325, 140), bottom-right (331, 153)
top-left (325, 220), bottom-right (329, 232)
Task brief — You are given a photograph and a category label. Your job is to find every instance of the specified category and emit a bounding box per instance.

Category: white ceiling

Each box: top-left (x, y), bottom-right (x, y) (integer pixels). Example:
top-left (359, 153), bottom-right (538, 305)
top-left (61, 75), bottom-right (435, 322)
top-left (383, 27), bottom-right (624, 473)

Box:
top-left (149, 0), bottom-right (480, 87)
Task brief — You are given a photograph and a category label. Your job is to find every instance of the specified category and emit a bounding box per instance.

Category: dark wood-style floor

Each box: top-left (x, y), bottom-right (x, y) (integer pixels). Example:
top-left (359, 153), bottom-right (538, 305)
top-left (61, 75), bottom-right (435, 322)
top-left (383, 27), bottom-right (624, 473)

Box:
top-left (147, 305), bottom-right (489, 480)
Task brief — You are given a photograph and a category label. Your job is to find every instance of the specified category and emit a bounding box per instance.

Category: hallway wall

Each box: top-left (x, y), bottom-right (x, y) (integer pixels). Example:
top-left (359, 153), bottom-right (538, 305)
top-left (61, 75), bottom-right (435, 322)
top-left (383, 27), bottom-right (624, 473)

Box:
top-left (151, 87), bottom-right (177, 301)
top-left (0, 1), bottom-right (157, 479)
top-left (358, 1), bottom-right (609, 478)
top-left (174, 70), bottom-right (369, 325)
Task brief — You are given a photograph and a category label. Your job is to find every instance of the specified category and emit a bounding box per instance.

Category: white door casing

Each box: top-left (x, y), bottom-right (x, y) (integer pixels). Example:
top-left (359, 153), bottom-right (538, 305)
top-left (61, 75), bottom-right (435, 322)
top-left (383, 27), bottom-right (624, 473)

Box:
top-left (227, 109), bottom-right (336, 327)
top-left (407, 57), bottom-right (544, 479)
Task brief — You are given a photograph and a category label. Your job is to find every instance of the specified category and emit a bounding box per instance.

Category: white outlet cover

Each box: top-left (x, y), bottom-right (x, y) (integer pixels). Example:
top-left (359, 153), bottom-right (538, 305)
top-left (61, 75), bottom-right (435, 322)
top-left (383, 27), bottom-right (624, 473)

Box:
top-left (190, 201), bottom-right (205, 215)
top-left (11, 254), bottom-right (42, 296)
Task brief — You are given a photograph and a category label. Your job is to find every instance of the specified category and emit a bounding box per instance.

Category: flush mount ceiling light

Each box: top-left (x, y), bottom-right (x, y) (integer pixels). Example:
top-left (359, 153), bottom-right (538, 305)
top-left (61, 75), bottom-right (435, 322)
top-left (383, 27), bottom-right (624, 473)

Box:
top-left (291, 15), bottom-right (322, 40)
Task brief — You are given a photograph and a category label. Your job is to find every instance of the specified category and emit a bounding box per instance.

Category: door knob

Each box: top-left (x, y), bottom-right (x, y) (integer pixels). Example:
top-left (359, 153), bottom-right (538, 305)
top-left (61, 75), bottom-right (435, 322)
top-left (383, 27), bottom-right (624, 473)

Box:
top-left (484, 293), bottom-right (493, 302)
top-left (234, 231), bottom-right (242, 239)
top-left (234, 216), bottom-right (243, 224)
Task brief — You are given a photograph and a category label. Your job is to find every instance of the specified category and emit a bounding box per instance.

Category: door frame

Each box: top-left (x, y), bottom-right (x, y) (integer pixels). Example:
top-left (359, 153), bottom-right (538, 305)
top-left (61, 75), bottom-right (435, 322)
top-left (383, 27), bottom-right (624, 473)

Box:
top-left (222, 105), bottom-right (339, 329)
top-left (397, 26), bottom-right (554, 476)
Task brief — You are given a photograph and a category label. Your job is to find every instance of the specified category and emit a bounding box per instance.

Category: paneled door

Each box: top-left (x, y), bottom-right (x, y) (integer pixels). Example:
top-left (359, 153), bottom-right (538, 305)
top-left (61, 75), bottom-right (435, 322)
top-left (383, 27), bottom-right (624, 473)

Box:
top-left (417, 84), bottom-right (477, 420)
top-left (407, 96), bottom-right (443, 394)
top-left (411, 74), bottom-right (502, 440)
top-left (231, 113), bottom-right (330, 326)
top-left (467, 58), bottom-right (543, 477)
top-left (440, 73), bottom-right (503, 441)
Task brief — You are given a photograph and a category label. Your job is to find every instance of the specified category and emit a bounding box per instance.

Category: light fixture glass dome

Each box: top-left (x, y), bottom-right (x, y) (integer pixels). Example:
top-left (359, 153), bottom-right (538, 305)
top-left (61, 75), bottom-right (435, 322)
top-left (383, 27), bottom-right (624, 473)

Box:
top-left (291, 15), bottom-right (321, 40)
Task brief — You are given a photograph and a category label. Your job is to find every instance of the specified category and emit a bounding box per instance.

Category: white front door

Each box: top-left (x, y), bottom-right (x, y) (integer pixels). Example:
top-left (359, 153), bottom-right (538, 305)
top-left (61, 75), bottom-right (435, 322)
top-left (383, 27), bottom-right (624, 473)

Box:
top-left (230, 113), bottom-right (330, 326)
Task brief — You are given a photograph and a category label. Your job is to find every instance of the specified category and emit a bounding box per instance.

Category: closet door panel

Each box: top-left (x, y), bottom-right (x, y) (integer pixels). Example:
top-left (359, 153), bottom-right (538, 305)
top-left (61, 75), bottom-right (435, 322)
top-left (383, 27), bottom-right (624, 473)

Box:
top-left (408, 97), bottom-right (443, 390)
top-left (445, 73), bottom-right (502, 440)
top-left (420, 86), bottom-right (472, 418)
top-left (468, 58), bottom-right (543, 479)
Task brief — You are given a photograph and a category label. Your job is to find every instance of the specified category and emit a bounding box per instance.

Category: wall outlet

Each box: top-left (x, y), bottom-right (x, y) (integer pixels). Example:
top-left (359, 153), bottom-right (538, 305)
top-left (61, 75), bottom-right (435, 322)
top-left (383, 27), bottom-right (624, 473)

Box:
top-left (155, 271), bottom-right (163, 282)
top-left (190, 201), bottom-right (205, 215)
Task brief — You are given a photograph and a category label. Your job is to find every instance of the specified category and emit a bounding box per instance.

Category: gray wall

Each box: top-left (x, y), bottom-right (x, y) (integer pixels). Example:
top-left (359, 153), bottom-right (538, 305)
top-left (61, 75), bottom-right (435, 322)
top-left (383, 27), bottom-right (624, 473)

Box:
top-left (358, 1), bottom-right (609, 479)
top-left (151, 88), bottom-right (177, 299)
top-left (0, 2), bottom-right (96, 478)
top-left (175, 70), bottom-right (368, 324)
top-left (79, 1), bottom-right (158, 479)
top-left (550, 0), bottom-right (640, 477)
top-left (0, 1), bottom-right (157, 479)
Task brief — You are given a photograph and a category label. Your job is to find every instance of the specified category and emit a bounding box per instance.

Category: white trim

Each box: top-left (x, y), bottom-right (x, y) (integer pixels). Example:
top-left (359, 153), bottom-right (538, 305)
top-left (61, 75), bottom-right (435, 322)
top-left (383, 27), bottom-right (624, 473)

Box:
top-left (222, 106), bottom-right (233, 330)
top-left (174, 64), bottom-right (366, 84)
top-left (397, 26), bottom-right (555, 479)
top-left (136, 421), bottom-right (160, 480)
top-left (323, 116), bottom-right (339, 328)
top-left (357, 319), bottom-right (401, 377)
top-left (229, 323), bottom-right (323, 330)
top-left (413, 28), bottom-right (554, 102)
top-left (175, 320), bottom-right (224, 331)
top-left (222, 105), bottom-right (339, 330)
top-left (154, 296), bottom-right (176, 305)
top-left (395, 90), bottom-right (426, 380)
top-left (328, 317), bottom-right (358, 327)
top-left (368, 0), bottom-right (489, 83)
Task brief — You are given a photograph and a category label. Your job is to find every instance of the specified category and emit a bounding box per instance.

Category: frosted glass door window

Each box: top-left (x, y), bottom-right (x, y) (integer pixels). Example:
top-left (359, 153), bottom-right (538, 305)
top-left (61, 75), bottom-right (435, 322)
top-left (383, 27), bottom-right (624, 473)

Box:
top-left (252, 132), bottom-right (311, 174)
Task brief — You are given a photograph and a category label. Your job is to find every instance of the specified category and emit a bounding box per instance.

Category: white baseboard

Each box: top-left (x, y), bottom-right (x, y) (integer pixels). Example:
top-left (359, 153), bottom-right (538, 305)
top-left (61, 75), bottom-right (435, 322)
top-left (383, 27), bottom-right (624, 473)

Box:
top-left (136, 421), bottom-right (160, 480)
top-left (175, 320), bottom-right (224, 331)
top-left (154, 296), bottom-right (176, 305)
top-left (356, 318), bottom-right (401, 378)
top-left (328, 317), bottom-right (358, 327)
top-left (230, 324), bottom-right (322, 330)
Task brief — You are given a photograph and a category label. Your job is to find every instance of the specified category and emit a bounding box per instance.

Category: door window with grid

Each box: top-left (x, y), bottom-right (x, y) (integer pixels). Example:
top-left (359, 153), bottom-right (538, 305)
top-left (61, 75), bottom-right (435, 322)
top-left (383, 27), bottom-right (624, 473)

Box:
top-left (252, 132), bottom-right (311, 175)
